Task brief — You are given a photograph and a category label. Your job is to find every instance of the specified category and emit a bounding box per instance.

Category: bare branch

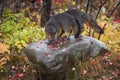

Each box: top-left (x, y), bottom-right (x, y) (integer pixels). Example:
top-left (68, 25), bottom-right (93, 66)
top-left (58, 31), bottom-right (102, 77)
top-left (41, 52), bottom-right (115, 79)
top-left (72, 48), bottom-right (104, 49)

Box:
top-left (89, 0), bottom-right (93, 16)
top-left (88, 0), bottom-right (93, 36)
top-left (107, 1), bottom-right (120, 18)
top-left (92, 0), bottom-right (108, 38)
top-left (95, 0), bottom-right (108, 20)
top-left (86, 0), bottom-right (90, 14)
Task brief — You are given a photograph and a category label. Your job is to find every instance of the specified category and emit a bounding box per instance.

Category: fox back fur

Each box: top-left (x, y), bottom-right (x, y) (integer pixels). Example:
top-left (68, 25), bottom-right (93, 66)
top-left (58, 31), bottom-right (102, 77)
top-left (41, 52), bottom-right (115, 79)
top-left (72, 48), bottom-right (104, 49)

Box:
top-left (65, 9), bottom-right (104, 34)
top-left (45, 13), bottom-right (79, 41)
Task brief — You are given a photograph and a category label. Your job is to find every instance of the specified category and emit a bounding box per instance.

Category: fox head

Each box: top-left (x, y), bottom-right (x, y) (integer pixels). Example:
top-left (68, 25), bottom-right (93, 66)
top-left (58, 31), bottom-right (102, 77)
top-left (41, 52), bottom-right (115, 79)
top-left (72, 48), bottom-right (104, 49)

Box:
top-left (45, 22), bottom-right (56, 41)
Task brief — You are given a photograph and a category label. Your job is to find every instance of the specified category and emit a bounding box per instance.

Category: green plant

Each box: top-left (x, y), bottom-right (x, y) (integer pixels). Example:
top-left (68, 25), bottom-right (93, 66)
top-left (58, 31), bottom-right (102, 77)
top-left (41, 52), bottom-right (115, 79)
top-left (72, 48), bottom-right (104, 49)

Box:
top-left (0, 9), bottom-right (45, 52)
top-left (0, 9), bottom-right (45, 79)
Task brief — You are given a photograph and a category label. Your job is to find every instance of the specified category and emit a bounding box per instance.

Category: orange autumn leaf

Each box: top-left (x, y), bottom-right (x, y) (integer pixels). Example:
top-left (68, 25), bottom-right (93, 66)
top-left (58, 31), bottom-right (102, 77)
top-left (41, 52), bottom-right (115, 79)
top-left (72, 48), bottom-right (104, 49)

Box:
top-left (0, 43), bottom-right (4, 50)
top-left (0, 43), bottom-right (9, 53)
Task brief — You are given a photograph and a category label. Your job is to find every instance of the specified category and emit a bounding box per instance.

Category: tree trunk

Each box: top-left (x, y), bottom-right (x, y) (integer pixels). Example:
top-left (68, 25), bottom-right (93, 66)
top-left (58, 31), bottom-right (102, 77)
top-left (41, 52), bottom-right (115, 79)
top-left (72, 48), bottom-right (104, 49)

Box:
top-left (41, 0), bottom-right (52, 27)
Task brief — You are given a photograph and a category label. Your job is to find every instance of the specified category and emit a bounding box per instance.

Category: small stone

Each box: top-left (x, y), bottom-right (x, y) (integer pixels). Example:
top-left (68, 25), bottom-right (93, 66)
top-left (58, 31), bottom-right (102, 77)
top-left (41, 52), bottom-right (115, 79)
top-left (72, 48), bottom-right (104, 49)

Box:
top-left (72, 67), bottom-right (76, 71)
top-left (48, 55), bottom-right (51, 57)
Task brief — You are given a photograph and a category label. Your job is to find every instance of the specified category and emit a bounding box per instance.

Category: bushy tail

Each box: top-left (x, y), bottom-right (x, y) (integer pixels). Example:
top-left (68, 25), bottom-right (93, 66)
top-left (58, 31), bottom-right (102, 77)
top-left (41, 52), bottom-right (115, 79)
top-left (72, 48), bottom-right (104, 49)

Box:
top-left (86, 15), bottom-right (104, 34)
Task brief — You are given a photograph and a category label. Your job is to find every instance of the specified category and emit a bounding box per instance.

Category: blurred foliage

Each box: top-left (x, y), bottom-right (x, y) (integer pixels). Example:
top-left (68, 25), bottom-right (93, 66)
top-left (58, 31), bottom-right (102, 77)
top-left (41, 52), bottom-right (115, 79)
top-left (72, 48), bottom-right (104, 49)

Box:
top-left (67, 53), bottom-right (120, 80)
top-left (99, 16), bottom-right (120, 52)
top-left (0, 9), bottom-right (45, 79)
top-left (0, 9), bottom-right (45, 52)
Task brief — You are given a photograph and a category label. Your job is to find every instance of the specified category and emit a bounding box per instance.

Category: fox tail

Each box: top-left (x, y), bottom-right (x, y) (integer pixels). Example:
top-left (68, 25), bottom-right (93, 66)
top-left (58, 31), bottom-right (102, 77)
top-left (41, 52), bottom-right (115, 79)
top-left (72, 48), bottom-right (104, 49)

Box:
top-left (86, 15), bottom-right (104, 34)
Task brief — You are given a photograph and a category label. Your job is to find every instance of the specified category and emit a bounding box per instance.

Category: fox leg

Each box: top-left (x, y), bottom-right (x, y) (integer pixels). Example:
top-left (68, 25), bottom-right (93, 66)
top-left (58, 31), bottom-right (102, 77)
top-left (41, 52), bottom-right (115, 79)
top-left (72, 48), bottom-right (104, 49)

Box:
top-left (65, 29), bottom-right (72, 40)
top-left (72, 19), bottom-right (82, 39)
top-left (58, 30), bottom-right (65, 38)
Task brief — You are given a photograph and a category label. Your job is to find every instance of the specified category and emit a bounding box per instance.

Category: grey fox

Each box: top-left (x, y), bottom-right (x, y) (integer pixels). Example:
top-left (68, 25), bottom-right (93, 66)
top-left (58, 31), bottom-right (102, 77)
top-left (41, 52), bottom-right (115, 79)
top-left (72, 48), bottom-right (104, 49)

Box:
top-left (45, 9), bottom-right (104, 44)
top-left (45, 13), bottom-right (80, 42)
top-left (65, 9), bottom-right (104, 34)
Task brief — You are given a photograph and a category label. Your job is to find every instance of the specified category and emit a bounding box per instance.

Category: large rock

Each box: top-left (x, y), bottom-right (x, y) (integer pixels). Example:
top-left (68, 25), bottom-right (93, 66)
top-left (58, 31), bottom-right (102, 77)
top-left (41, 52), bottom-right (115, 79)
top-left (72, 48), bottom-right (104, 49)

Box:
top-left (23, 36), bottom-right (109, 80)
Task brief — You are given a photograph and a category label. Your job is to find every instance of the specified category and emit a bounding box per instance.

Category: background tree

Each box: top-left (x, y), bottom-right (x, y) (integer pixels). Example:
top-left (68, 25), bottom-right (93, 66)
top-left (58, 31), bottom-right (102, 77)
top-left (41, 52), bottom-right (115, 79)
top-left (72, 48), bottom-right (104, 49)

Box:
top-left (41, 0), bottom-right (52, 27)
